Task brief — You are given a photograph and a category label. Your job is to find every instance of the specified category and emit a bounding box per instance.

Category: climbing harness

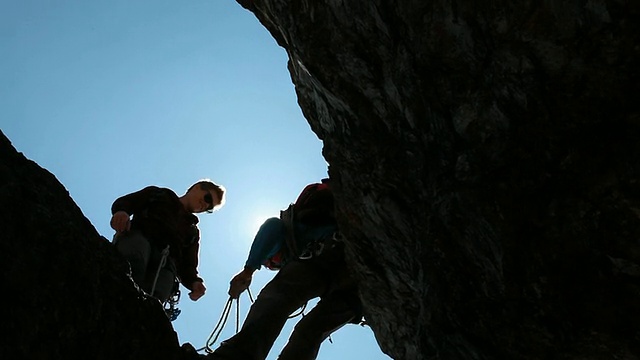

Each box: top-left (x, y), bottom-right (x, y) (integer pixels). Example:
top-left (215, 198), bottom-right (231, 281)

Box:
top-left (298, 238), bottom-right (326, 260)
top-left (299, 232), bottom-right (341, 260)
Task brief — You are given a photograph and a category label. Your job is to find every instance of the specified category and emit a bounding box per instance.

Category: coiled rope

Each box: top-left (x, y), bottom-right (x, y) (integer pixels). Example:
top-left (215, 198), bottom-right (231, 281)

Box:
top-left (198, 286), bottom-right (308, 354)
top-left (198, 288), bottom-right (254, 354)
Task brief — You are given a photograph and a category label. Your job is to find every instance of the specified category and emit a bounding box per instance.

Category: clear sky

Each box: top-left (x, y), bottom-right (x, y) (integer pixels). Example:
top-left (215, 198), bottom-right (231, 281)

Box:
top-left (1, 1), bottom-right (389, 359)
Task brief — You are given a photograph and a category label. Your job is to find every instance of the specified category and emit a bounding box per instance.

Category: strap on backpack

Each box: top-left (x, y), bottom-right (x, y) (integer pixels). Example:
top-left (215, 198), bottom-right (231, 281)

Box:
top-left (279, 204), bottom-right (299, 258)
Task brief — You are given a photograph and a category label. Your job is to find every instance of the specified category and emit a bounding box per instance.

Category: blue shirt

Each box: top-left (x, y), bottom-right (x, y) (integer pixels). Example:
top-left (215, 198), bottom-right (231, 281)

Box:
top-left (244, 217), bottom-right (337, 270)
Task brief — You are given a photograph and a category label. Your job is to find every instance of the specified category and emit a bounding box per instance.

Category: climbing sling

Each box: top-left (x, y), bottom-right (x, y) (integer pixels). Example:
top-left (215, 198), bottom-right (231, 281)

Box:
top-left (280, 204), bottom-right (299, 260)
top-left (149, 244), bottom-right (182, 321)
top-left (150, 245), bottom-right (170, 297)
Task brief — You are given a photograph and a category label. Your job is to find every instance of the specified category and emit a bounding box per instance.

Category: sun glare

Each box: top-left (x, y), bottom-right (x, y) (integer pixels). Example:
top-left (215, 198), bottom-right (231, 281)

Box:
top-left (250, 215), bottom-right (271, 236)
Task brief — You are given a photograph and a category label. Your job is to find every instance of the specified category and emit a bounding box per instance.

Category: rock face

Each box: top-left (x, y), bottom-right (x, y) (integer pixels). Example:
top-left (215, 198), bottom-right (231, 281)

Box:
top-left (0, 132), bottom-right (189, 360)
top-left (238, 0), bottom-right (640, 359)
top-left (1, 0), bottom-right (639, 359)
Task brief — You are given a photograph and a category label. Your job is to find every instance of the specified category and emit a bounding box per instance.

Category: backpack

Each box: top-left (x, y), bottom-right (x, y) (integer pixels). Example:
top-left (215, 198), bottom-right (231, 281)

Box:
top-left (292, 179), bottom-right (334, 225)
top-left (263, 179), bottom-right (334, 270)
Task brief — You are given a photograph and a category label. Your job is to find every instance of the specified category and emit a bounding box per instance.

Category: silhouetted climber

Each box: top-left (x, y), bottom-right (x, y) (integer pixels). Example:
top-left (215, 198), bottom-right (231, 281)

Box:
top-left (110, 179), bottom-right (225, 309)
top-left (207, 178), bottom-right (362, 360)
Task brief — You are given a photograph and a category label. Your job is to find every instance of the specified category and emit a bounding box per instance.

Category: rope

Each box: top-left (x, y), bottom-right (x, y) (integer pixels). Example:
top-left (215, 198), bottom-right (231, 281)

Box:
top-left (245, 287), bottom-right (304, 319)
top-left (201, 296), bottom-right (235, 353)
top-left (289, 302), bottom-right (307, 319)
top-left (235, 296), bottom-right (240, 332)
top-left (196, 286), bottom-right (307, 354)
top-left (150, 245), bottom-right (170, 298)
top-left (246, 286), bottom-right (306, 319)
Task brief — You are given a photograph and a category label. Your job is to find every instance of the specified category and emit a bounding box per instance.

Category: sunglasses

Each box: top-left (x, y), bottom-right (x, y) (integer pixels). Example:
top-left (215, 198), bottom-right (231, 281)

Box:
top-left (204, 192), bottom-right (214, 208)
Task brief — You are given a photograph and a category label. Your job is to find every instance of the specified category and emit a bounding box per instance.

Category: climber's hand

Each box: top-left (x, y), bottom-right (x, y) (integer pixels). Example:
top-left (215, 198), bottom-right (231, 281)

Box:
top-left (189, 280), bottom-right (206, 301)
top-left (228, 267), bottom-right (255, 299)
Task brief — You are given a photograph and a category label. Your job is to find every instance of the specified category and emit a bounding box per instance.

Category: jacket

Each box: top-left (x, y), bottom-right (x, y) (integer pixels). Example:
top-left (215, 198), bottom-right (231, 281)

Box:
top-left (111, 186), bottom-right (202, 289)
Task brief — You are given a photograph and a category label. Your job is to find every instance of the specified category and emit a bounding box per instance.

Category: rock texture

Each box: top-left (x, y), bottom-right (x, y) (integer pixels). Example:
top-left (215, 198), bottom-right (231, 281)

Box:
top-left (238, 0), bottom-right (640, 359)
top-left (0, 132), bottom-right (195, 359)
top-left (1, 0), bottom-right (639, 359)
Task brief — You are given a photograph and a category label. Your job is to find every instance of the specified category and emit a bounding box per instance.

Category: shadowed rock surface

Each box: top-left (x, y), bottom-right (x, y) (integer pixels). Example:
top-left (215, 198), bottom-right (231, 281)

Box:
top-left (237, 0), bottom-right (640, 358)
top-left (0, 131), bottom-right (191, 359)
top-left (1, 0), bottom-right (639, 359)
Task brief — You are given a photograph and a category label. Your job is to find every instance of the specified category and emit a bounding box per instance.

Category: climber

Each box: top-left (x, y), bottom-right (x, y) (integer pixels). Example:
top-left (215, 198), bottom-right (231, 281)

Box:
top-left (110, 179), bottom-right (226, 305)
top-left (207, 177), bottom-right (362, 360)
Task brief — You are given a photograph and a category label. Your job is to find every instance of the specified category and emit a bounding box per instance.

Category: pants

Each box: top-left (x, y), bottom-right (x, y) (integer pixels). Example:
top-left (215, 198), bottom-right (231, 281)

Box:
top-left (113, 230), bottom-right (176, 303)
top-left (212, 240), bottom-right (361, 360)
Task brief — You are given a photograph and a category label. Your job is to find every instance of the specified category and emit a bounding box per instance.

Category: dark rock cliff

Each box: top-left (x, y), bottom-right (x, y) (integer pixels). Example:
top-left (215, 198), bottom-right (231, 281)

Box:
top-left (240, 0), bottom-right (640, 359)
top-left (0, 132), bottom-right (187, 359)
top-left (1, 0), bottom-right (639, 359)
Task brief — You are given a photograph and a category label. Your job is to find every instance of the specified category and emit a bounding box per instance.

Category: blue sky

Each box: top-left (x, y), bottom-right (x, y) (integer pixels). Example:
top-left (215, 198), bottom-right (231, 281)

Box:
top-left (1, 1), bottom-right (389, 359)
